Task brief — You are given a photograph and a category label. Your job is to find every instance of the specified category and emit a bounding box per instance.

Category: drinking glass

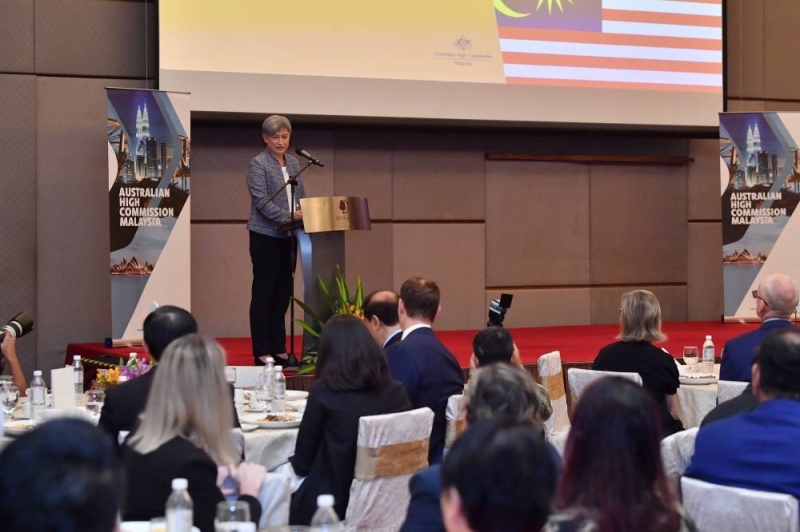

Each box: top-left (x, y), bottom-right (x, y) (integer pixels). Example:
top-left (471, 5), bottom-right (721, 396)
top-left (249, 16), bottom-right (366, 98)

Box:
top-left (0, 375), bottom-right (13, 390)
top-left (215, 500), bottom-right (252, 532)
top-left (683, 346), bottom-right (699, 371)
top-left (84, 389), bottom-right (105, 419)
top-left (149, 517), bottom-right (166, 532)
top-left (0, 385), bottom-right (19, 420)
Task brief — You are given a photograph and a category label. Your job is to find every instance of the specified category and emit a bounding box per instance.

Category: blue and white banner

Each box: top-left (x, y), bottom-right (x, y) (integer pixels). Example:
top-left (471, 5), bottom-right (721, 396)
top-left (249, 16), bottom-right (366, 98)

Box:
top-left (106, 89), bottom-right (191, 339)
top-left (720, 112), bottom-right (800, 319)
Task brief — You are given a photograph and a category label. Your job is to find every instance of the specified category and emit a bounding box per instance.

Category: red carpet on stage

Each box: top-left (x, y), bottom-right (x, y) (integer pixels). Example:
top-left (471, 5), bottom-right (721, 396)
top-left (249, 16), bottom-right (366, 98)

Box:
top-left (67, 321), bottom-right (762, 371)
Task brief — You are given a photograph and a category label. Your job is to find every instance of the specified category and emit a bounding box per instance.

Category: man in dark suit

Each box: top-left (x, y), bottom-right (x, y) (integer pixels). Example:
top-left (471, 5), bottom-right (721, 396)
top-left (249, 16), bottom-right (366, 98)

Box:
top-left (686, 329), bottom-right (800, 500)
top-left (388, 277), bottom-right (464, 465)
top-left (720, 273), bottom-right (798, 382)
top-left (98, 305), bottom-right (198, 446)
top-left (362, 290), bottom-right (402, 351)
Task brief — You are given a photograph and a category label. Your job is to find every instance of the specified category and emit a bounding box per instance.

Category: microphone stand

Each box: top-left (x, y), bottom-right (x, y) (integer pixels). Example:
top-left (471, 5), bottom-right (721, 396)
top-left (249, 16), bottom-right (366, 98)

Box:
top-left (263, 159), bottom-right (314, 364)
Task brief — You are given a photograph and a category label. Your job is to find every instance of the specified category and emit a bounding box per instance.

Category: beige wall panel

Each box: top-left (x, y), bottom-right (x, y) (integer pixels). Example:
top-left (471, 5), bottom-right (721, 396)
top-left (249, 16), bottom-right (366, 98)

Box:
top-left (763, 101), bottom-right (800, 112)
top-left (334, 131), bottom-right (393, 220)
top-left (590, 285), bottom-right (688, 325)
top-left (590, 165), bottom-right (688, 284)
top-left (393, 224), bottom-right (485, 330)
top-left (687, 223), bottom-right (723, 321)
top-left (0, 74), bottom-right (37, 375)
top-left (688, 139), bottom-right (722, 221)
top-left (486, 288), bottom-right (591, 328)
top-left (35, 0), bottom-right (156, 78)
top-left (344, 223), bottom-right (393, 296)
top-left (726, 100), bottom-right (766, 112)
top-left (485, 161), bottom-right (590, 286)
top-left (764, 0), bottom-right (800, 100)
top-left (192, 123), bottom-right (261, 221)
top-left (0, 0), bottom-right (34, 73)
top-left (725, 0), bottom-right (765, 99)
top-left (392, 131), bottom-right (485, 220)
top-left (36, 76), bottom-right (147, 371)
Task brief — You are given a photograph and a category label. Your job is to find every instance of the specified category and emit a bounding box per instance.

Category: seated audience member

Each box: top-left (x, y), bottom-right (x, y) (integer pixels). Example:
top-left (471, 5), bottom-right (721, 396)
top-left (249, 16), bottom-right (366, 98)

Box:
top-left (593, 289), bottom-right (683, 435)
top-left (719, 273), bottom-right (798, 382)
top-left (440, 419), bottom-right (557, 532)
top-left (289, 315), bottom-right (412, 525)
top-left (701, 382), bottom-right (758, 426)
top-left (362, 289), bottom-right (402, 350)
top-left (122, 334), bottom-right (265, 532)
top-left (544, 377), bottom-right (693, 532)
top-left (388, 276), bottom-right (465, 464)
top-left (99, 305), bottom-right (198, 444)
top-left (400, 363), bottom-right (557, 532)
top-left (0, 333), bottom-right (27, 395)
top-left (0, 418), bottom-right (123, 532)
top-left (685, 329), bottom-right (800, 499)
top-left (470, 325), bottom-right (524, 369)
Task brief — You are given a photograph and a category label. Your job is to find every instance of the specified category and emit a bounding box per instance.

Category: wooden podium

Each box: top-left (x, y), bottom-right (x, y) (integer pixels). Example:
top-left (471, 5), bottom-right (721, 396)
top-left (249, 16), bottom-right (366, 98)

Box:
top-left (297, 196), bottom-right (371, 353)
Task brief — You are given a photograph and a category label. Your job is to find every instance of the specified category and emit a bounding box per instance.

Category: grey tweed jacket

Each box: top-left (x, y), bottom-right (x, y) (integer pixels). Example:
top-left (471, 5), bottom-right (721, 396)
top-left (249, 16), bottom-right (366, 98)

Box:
top-left (246, 149), bottom-right (307, 238)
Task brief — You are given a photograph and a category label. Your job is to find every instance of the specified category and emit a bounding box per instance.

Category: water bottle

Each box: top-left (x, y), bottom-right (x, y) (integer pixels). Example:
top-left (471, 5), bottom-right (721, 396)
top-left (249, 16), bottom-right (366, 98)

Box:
top-left (256, 357), bottom-right (275, 411)
top-left (72, 355), bottom-right (84, 395)
top-left (702, 335), bottom-right (715, 374)
top-left (30, 370), bottom-right (47, 422)
top-left (310, 494), bottom-right (342, 531)
top-left (273, 366), bottom-right (286, 414)
top-left (165, 478), bottom-right (193, 532)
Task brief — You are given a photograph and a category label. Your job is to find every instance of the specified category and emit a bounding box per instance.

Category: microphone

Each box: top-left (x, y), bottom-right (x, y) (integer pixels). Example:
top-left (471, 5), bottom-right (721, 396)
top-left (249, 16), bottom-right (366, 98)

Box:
top-left (295, 148), bottom-right (324, 167)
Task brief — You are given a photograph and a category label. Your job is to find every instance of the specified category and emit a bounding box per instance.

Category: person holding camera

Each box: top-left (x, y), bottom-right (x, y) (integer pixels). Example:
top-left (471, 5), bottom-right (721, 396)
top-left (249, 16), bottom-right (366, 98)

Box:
top-left (1, 334), bottom-right (27, 395)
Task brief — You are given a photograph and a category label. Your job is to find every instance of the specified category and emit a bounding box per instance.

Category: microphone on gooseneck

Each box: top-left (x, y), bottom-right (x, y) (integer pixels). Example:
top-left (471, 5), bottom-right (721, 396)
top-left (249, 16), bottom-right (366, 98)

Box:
top-left (295, 148), bottom-right (324, 167)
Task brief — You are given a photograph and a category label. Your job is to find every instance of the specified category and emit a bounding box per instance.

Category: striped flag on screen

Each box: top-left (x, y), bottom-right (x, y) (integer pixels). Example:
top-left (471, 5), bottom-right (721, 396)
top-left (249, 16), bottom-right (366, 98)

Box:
top-left (496, 0), bottom-right (722, 92)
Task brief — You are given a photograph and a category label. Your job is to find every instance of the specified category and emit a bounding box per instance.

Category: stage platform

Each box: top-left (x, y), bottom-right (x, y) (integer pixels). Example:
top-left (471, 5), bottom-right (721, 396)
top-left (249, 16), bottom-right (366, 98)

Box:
top-left (67, 321), bottom-right (761, 372)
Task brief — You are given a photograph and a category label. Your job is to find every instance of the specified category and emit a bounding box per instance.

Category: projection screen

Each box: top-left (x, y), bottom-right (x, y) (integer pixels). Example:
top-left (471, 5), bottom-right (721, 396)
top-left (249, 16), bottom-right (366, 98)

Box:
top-left (159, 0), bottom-right (723, 128)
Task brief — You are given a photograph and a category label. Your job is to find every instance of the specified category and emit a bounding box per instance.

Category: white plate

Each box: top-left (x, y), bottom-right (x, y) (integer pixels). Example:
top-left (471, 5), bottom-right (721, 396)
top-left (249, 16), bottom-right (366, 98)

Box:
top-left (240, 412), bottom-right (302, 429)
top-left (285, 390), bottom-right (308, 400)
top-left (680, 374), bottom-right (718, 385)
top-left (3, 420), bottom-right (36, 436)
top-left (120, 522), bottom-right (200, 532)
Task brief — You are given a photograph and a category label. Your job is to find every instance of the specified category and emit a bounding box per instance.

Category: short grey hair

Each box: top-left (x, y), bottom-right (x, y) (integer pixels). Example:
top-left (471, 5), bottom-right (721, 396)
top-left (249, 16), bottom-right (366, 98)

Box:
top-left (617, 290), bottom-right (666, 343)
top-left (759, 273), bottom-right (800, 316)
top-left (465, 364), bottom-right (552, 427)
top-left (262, 115), bottom-right (292, 135)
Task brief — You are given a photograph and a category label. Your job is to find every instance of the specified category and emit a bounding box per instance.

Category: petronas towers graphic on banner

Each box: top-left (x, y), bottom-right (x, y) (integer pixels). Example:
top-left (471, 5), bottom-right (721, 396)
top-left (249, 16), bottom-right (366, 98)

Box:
top-left (720, 113), bottom-right (800, 318)
top-left (107, 89), bottom-right (191, 339)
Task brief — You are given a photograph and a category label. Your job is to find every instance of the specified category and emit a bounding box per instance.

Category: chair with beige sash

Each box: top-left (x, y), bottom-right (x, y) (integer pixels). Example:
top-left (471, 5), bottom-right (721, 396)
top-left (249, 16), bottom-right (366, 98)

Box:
top-left (660, 427), bottom-right (699, 477)
top-left (537, 351), bottom-right (570, 434)
top-left (227, 366), bottom-right (262, 389)
top-left (345, 407), bottom-right (435, 531)
top-left (567, 368), bottom-right (643, 414)
top-left (444, 394), bottom-right (465, 455)
top-left (717, 380), bottom-right (748, 405)
top-left (256, 471), bottom-right (293, 529)
top-left (681, 477), bottom-right (799, 532)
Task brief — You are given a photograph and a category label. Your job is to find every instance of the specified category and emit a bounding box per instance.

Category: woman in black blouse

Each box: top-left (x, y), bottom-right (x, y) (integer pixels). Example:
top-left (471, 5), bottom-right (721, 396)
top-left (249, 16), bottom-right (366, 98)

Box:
top-left (593, 290), bottom-right (683, 435)
top-left (289, 315), bottom-right (412, 525)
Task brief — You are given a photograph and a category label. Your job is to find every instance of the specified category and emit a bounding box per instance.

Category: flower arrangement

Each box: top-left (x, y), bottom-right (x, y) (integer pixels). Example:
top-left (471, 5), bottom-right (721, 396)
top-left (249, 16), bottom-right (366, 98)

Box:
top-left (87, 356), bottom-right (153, 390)
top-left (293, 266), bottom-right (364, 375)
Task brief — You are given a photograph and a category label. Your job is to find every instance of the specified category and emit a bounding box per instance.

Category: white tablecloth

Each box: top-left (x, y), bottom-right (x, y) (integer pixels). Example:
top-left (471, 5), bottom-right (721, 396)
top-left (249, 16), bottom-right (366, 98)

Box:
top-left (242, 427), bottom-right (299, 471)
top-left (675, 364), bottom-right (720, 429)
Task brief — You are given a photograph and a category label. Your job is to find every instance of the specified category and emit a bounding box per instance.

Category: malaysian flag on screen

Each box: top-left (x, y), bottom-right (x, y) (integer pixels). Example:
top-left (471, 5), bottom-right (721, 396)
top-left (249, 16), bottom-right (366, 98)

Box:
top-left (495, 0), bottom-right (722, 92)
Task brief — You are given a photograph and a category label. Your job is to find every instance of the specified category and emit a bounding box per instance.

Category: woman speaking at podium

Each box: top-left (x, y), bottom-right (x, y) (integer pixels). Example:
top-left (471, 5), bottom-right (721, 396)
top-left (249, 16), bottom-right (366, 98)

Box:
top-left (246, 115), bottom-right (306, 367)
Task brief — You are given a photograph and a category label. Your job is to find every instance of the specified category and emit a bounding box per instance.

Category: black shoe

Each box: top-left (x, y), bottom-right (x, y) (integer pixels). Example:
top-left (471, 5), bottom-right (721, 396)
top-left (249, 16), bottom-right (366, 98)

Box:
top-left (274, 353), bottom-right (300, 368)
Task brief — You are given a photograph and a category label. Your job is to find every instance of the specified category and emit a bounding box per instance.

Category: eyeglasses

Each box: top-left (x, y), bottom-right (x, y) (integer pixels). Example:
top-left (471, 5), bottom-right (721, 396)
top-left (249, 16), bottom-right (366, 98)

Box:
top-left (752, 290), bottom-right (768, 306)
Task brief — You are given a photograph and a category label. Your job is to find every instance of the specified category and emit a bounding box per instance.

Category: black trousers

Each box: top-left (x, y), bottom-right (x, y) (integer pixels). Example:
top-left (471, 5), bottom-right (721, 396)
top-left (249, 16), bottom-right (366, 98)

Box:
top-left (249, 231), bottom-right (295, 360)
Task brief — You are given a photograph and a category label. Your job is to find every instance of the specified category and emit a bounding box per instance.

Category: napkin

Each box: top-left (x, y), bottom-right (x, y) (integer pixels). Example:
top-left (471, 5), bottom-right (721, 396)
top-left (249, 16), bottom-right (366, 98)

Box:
top-left (51, 367), bottom-right (76, 410)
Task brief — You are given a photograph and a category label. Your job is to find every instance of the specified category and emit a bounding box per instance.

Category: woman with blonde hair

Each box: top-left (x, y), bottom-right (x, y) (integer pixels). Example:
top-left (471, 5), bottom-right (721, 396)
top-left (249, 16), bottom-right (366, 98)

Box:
top-left (593, 290), bottom-right (682, 435)
top-left (122, 334), bottom-right (265, 531)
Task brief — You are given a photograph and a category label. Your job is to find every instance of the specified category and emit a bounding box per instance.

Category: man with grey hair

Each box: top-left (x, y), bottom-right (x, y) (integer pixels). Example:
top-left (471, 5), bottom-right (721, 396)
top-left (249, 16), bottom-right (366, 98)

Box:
top-left (720, 272), bottom-right (799, 382)
top-left (246, 115), bottom-right (306, 367)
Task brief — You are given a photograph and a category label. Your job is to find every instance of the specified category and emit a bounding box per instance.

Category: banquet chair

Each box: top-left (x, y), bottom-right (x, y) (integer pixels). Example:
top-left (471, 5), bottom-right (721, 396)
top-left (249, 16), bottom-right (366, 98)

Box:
top-left (567, 368), bottom-right (642, 414)
top-left (717, 380), bottom-right (748, 405)
top-left (681, 477), bottom-right (799, 532)
top-left (444, 394), bottom-right (465, 455)
top-left (227, 366), bottom-right (261, 389)
top-left (537, 350), bottom-right (570, 433)
top-left (660, 427), bottom-right (699, 477)
top-left (546, 429), bottom-right (569, 458)
top-left (345, 407), bottom-right (434, 532)
top-left (257, 471), bottom-right (293, 529)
